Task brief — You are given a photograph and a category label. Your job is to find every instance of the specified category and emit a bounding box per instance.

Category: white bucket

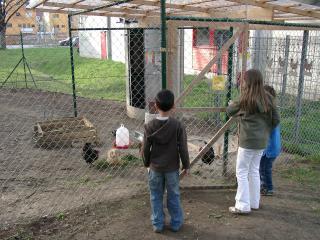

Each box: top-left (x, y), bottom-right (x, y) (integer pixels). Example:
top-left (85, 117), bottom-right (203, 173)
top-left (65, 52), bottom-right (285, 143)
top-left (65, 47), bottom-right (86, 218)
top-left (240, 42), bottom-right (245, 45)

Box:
top-left (116, 124), bottom-right (129, 149)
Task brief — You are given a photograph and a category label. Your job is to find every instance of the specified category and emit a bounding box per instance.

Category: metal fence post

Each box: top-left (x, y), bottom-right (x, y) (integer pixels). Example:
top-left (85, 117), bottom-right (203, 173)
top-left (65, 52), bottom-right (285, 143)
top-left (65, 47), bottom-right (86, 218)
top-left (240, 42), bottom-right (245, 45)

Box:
top-left (161, 0), bottom-right (167, 90)
top-left (280, 35), bottom-right (290, 107)
top-left (223, 27), bottom-right (234, 176)
top-left (68, 15), bottom-right (78, 117)
top-left (294, 30), bottom-right (309, 142)
top-left (20, 32), bottom-right (27, 88)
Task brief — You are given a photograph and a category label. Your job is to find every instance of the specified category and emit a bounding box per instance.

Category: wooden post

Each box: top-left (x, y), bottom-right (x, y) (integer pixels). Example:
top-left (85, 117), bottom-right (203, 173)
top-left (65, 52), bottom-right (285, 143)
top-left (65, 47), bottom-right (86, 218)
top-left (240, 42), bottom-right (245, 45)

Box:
top-left (175, 27), bottom-right (244, 106)
top-left (180, 117), bottom-right (236, 180)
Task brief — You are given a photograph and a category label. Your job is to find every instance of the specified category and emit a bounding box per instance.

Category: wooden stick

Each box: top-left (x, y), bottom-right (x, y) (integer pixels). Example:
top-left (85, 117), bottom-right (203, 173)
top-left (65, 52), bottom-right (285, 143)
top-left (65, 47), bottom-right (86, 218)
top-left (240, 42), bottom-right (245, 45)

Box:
top-left (180, 117), bottom-right (236, 180)
top-left (175, 107), bottom-right (226, 113)
top-left (180, 185), bottom-right (237, 190)
top-left (175, 27), bottom-right (244, 106)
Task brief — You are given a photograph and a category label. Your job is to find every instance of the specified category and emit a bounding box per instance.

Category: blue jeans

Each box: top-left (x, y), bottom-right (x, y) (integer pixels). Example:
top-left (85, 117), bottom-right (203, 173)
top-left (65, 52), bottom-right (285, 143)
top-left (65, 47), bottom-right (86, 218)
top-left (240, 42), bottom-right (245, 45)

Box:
top-left (260, 155), bottom-right (276, 191)
top-left (148, 170), bottom-right (183, 231)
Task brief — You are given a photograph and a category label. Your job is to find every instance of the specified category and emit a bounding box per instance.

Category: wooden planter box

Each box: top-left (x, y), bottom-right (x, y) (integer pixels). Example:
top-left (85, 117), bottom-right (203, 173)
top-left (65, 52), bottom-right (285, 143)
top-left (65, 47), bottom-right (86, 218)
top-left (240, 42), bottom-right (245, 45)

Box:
top-left (33, 117), bottom-right (98, 148)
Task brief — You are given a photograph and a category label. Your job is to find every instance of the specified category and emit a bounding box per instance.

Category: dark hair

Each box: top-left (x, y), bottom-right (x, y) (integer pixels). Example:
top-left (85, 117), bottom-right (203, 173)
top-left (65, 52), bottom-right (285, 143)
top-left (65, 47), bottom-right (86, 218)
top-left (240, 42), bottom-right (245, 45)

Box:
top-left (240, 69), bottom-right (271, 114)
top-left (264, 85), bottom-right (276, 97)
top-left (155, 89), bottom-right (175, 112)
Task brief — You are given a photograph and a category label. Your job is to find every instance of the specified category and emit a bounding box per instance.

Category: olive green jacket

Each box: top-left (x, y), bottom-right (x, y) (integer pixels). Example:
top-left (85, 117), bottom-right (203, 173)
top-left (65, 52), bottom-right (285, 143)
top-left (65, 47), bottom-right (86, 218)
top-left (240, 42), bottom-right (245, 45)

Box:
top-left (226, 97), bottom-right (280, 149)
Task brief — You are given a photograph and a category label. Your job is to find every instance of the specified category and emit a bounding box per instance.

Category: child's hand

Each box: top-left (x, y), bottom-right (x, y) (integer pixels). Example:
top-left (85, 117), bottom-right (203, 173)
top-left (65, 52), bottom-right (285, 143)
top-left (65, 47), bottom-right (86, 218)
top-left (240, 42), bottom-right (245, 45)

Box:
top-left (228, 100), bottom-right (234, 106)
top-left (181, 169), bottom-right (190, 176)
top-left (147, 168), bottom-right (150, 173)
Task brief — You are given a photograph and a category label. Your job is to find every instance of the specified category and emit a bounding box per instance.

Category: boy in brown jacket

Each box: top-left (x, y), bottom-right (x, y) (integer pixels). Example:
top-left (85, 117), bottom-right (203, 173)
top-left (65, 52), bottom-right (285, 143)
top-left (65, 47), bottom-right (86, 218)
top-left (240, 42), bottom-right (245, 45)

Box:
top-left (142, 89), bottom-right (190, 233)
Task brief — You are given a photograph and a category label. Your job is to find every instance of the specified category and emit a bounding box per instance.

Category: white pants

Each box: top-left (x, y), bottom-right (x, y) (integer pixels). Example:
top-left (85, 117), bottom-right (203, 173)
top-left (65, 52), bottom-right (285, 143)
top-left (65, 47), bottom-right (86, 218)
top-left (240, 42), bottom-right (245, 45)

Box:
top-left (235, 147), bottom-right (264, 212)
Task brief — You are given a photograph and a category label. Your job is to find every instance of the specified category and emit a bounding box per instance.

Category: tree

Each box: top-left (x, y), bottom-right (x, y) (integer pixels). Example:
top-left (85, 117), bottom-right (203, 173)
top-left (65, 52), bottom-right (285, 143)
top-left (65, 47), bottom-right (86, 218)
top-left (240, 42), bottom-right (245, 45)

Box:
top-left (0, 0), bottom-right (29, 49)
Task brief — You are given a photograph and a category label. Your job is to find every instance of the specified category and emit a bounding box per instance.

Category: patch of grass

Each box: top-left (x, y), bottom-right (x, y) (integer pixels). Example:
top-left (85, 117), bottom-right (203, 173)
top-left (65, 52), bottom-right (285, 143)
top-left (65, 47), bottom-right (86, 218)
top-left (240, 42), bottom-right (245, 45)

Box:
top-left (79, 176), bottom-right (90, 184)
top-left (121, 154), bottom-right (141, 163)
top-left (305, 154), bottom-right (320, 165)
top-left (281, 166), bottom-right (320, 188)
top-left (95, 155), bottom-right (142, 171)
top-left (0, 48), bottom-right (126, 101)
top-left (95, 159), bottom-right (110, 170)
top-left (280, 98), bottom-right (320, 157)
top-left (7, 229), bottom-right (33, 240)
top-left (56, 212), bottom-right (66, 221)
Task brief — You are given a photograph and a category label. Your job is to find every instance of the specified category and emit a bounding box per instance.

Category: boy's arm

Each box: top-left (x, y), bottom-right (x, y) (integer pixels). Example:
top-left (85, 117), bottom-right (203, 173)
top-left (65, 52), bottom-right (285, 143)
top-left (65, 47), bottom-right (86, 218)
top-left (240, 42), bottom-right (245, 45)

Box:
top-left (142, 126), bottom-right (151, 167)
top-left (178, 124), bottom-right (190, 170)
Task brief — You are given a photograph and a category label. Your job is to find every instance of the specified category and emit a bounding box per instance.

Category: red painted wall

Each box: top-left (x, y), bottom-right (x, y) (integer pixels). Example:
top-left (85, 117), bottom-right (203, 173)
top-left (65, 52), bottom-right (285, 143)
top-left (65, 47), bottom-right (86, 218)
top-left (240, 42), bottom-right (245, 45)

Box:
top-left (192, 29), bottom-right (228, 74)
top-left (101, 31), bottom-right (107, 60)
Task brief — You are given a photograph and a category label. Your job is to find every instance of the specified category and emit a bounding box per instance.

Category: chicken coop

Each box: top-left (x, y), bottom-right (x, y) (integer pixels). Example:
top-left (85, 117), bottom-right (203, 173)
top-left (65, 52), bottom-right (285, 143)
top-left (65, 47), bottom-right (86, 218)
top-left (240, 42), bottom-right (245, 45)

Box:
top-left (1, 0), bottom-right (320, 224)
top-left (31, 0), bottom-right (320, 184)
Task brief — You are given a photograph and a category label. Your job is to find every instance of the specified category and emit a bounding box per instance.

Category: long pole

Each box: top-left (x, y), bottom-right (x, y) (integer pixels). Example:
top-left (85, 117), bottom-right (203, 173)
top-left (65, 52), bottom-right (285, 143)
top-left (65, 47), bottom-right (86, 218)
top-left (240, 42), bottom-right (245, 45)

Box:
top-left (68, 15), bottom-right (78, 117)
top-left (20, 32), bottom-right (27, 88)
top-left (294, 30), bottom-right (309, 142)
top-left (161, 0), bottom-right (167, 89)
top-left (280, 35), bottom-right (290, 107)
top-left (223, 27), bottom-right (234, 176)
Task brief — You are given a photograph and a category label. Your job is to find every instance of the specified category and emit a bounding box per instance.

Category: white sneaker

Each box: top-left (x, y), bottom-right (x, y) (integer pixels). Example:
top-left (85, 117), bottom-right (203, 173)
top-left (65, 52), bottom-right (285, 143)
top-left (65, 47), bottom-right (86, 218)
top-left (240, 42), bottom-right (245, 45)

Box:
top-left (229, 206), bottom-right (250, 215)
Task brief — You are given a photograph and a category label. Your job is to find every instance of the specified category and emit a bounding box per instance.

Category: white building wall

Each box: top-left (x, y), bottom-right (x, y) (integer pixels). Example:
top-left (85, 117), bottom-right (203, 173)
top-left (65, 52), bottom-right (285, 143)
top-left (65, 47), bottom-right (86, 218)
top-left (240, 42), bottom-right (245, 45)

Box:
top-left (79, 16), bottom-right (126, 63)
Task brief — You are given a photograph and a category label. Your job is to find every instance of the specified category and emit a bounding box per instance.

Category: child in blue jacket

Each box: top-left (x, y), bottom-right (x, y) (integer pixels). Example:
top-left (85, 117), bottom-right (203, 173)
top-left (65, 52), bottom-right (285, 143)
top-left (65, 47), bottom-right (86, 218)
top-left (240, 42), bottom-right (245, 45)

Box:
top-left (260, 85), bottom-right (281, 196)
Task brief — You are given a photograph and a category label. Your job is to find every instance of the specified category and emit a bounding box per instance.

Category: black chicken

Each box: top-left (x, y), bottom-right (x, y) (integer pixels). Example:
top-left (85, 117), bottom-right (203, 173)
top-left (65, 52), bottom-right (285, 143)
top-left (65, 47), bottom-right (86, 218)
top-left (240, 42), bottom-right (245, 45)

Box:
top-left (200, 141), bottom-right (215, 165)
top-left (82, 143), bottom-right (99, 165)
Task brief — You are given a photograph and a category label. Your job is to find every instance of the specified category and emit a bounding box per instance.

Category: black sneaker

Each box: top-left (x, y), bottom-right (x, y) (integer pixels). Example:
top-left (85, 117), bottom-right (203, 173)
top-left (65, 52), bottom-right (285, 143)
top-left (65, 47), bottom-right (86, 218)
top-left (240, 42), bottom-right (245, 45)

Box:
top-left (261, 189), bottom-right (273, 196)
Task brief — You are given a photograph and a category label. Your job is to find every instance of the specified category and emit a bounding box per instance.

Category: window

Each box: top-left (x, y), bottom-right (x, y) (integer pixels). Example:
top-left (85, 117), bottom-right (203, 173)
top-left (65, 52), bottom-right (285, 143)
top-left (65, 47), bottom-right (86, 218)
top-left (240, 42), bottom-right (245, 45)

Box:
top-left (195, 28), bottom-right (210, 46)
top-left (18, 24), bottom-right (22, 28)
top-left (31, 24), bottom-right (35, 27)
top-left (16, 12), bottom-right (21, 16)
top-left (7, 23), bottom-right (13, 28)
top-left (62, 25), bottom-right (65, 28)
top-left (213, 30), bottom-right (230, 47)
top-left (54, 25), bottom-right (60, 28)
top-left (26, 11), bottom-right (32, 18)
top-left (53, 14), bottom-right (59, 19)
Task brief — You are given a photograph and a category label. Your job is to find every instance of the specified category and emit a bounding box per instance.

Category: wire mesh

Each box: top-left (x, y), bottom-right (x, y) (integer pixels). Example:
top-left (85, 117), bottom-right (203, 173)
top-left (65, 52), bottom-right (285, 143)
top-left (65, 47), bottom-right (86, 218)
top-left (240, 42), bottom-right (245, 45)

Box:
top-left (1, 13), bottom-right (320, 226)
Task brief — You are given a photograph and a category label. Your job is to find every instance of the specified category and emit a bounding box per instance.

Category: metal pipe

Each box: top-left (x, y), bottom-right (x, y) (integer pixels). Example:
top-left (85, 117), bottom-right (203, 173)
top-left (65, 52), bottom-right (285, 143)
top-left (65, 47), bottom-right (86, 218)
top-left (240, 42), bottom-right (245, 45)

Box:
top-left (166, 16), bottom-right (320, 29)
top-left (20, 32), bottom-right (27, 88)
top-left (223, 27), bottom-right (234, 176)
top-left (68, 15), bottom-right (78, 117)
top-left (294, 30), bottom-right (309, 142)
top-left (161, 0), bottom-right (167, 89)
top-left (280, 35), bottom-right (290, 107)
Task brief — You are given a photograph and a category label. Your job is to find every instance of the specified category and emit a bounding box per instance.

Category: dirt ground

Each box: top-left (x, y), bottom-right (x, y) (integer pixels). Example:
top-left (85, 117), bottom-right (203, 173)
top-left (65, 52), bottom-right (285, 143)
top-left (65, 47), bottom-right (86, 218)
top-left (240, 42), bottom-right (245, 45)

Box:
top-left (0, 89), bottom-right (235, 226)
top-left (1, 168), bottom-right (320, 240)
top-left (1, 89), bottom-right (319, 239)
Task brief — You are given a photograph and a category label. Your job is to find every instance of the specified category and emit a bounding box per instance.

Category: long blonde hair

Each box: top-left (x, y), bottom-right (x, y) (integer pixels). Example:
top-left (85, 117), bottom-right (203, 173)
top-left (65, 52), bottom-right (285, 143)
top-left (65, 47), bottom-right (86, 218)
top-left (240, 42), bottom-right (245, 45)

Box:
top-left (239, 69), bottom-right (271, 114)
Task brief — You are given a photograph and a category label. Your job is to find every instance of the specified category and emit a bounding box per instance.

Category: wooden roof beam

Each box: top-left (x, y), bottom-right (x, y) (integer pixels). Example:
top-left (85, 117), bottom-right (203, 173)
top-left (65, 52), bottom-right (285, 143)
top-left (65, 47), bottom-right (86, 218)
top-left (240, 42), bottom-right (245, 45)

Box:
top-left (130, 0), bottom-right (210, 14)
top-left (36, 7), bottom-right (147, 19)
top-left (43, 1), bottom-right (157, 16)
top-left (31, 0), bottom-right (50, 9)
top-left (226, 0), bottom-right (320, 19)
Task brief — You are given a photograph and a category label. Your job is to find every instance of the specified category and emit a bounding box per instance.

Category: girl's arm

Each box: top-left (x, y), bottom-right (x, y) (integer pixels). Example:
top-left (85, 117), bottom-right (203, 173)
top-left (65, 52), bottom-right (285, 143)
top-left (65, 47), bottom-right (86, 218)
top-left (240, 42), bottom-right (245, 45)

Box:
top-left (226, 101), bottom-right (241, 117)
top-left (271, 102), bottom-right (280, 128)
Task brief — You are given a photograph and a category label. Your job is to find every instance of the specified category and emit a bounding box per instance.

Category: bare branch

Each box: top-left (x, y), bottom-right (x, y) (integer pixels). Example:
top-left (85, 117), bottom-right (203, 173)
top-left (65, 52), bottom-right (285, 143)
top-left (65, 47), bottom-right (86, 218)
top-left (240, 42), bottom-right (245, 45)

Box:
top-left (4, 0), bottom-right (16, 11)
top-left (5, 0), bottom-right (28, 23)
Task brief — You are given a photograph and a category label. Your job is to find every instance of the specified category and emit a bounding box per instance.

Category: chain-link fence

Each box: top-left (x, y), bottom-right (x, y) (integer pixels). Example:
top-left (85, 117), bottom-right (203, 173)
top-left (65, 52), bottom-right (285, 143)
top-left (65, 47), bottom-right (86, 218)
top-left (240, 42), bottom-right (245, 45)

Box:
top-left (1, 12), bottom-right (320, 225)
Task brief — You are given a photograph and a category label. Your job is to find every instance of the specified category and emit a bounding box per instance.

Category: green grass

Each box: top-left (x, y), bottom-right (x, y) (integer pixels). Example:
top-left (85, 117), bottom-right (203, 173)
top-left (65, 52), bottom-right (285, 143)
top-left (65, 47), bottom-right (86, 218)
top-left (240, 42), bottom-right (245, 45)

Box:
top-left (56, 212), bottom-right (66, 221)
top-left (281, 154), bottom-right (320, 189)
top-left (282, 167), bottom-right (320, 186)
top-left (280, 99), bottom-right (320, 156)
top-left (0, 47), bottom-right (126, 101)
